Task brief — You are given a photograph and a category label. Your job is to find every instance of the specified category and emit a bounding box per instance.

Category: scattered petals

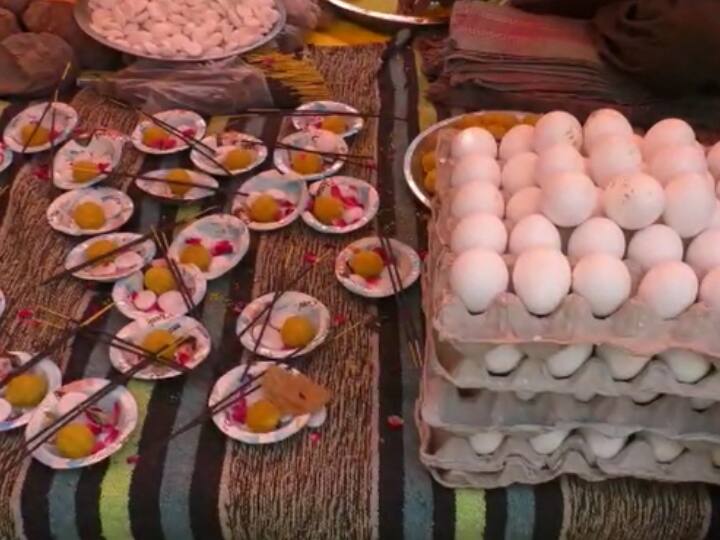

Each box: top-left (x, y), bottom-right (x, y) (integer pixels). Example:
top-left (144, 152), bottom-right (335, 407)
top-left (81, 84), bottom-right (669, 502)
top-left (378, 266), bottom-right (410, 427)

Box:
top-left (303, 252), bottom-right (318, 265)
top-left (126, 454), bottom-right (139, 465)
top-left (17, 308), bottom-right (33, 320)
top-left (185, 237), bottom-right (202, 245)
top-left (387, 415), bottom-right (404, 430)
top-left (418, 250), bottom-right (428, 262)
top-left (332, 314), bottom-right (347, 327)
top-left (32, 165), bottom-right (50, 181)
top-left (211, 240), bottom-right (234, 256)
top-left (309, 431), bottom-right (321, 444)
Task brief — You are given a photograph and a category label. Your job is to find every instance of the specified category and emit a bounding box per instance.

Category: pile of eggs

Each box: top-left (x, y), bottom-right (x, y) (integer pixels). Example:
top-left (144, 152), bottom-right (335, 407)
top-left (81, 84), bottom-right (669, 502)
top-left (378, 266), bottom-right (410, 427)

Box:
top-left (447, 109), bottom-right (720, 321)
top-left (88, 0), bottom-right (280, 59)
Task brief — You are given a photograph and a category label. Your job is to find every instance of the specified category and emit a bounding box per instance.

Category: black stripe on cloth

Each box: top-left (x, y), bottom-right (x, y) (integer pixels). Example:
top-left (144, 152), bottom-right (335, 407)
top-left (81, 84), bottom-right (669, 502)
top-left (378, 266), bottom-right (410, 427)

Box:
top-left (533, 480), bottom-right (563, 540)
top-left (484, 487), bottom-right (508, 540)
top-left (705, 486), bottom-right (720, 539)
top-left (432, 485), bottom-right (456, 540)
top-left (376, 49), bottom-right (405, 540)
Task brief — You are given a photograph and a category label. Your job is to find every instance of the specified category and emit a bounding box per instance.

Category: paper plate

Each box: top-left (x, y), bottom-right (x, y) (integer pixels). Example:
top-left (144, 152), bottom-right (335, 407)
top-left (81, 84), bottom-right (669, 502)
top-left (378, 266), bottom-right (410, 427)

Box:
top-left (236, 291), bottom-right (330, 359)
top-left (136, 168), bottom-right (219, 202)
top-left (292, 101), bottom-right (364, 138)
top-left (0, 289), bottom-right (5, 319)
top-left (25, 377), bottom-right (138, 469)
top-left (301, 176), bottom-right (379, 234)
top-left (190, 132), bottom-right (268, 176)
top-left (0, 143), bottom-right (13, 175)
top-left (0, 352), bottom-right (62, 432)
top-left (273, 129), bottom-right (348, 181)
top-left (231, 170), bottom-right (308, 231)
top-left (109, 316), bottom-right (211, 380)
top-left (168, 214), bottom-right (250, 280)
top-left (209, 361), bottom-right (310, 444)
top-left (112, 260), bottom-right (207, 322)
top-left (130, 109), bottom-right (207, 155)
top-left (335, 236), bottom-right (421, 298)
top-left (52, 129), bottom-right (127, 190)
top-left (65, 232), bottom-right (156, 282)
top-left (47, 187), bottom-right (134, 236)
top-left (3, 102), bottom-right (79, 154)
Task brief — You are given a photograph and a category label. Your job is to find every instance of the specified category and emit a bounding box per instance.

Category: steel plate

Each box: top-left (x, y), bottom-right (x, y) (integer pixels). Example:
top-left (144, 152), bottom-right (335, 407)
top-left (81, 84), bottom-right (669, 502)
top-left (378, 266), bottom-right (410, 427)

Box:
top-left (322, 0), bottom-right (449, 31)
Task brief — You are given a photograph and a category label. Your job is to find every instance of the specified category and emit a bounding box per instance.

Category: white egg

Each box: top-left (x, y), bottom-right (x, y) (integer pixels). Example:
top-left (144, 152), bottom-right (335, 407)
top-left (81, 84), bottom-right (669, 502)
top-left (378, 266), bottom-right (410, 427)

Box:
top-left (451, 213), bottom-right (507, 254)
top-left (508, 214), bottom-right (561, 255)
top-left (690, 398), bottom-right (714, 411)
top-left (649, 144), bottom-right (707, 186)
top-left (484, 345), bottom-right (524, 375)
top-left (637, 261), bottom-right (698, 319)
top-left (583, 108), bottom-right (633, 150)
top-left (499, 124), bottom-right (534, 161)
top-left (513, 248), bottom-right (571, 315)
top-left (567, 217), bottom-right (626, 263)
top-left (544, 343), bottom-right (593, 378)
top-left (533, 111), bottom-right (583, 152)
top-left (603, 172), bottom-right (665, 230)
top-left (658, 349), bottom-right (711, 384)
top-left (540, 171), bottom-right (597, 227)
top-left (708, 141), bottom-right (720, 179)
top-left (663, 172), bottom-right (715, 238)
top-left (516, 391), bottom-right (537, 401)
top-left (501, 152), bottom-right (537, 196)
top-left (506, 187), bottom-right (542, 224)
top-left (451, 127), bottom-right (497, 159)
top-left (529, 429), bottom-right (570, 454)
top-left (572, 254), bottom-right (631, 317)
top-left (584, 430), bottom-right (627, 459)
top-left (596, 344), bottom-right (651, 380)
top-left (535, 144), bottom-right (585, 188)
top-left (632, 392), bottom-right (659, 405)
top-left (686, 228), bottom-right (720, 278)
top-left (450, 249), bottom-right (508, 313)
top-left (588, 135), bottom-right (642, 188)
top-left (590, 187), bottom-right (604, 217)
top-left (699, 267), bottom-right (720, 310)
top-left (451, 181), bottom-right (504, 219)
top-left (469, 432), bottom-right (505, 455)
top-left (645, 433), bottom-right (684, 463)
top-left (642, 118), bottom-right (696, 161)
top-left (709, 200), bottom-right (720, 229)
top-left (574, 392), bottom-right (596, 403)
top-left (450, 154), bottom-right (501, 187)
top-left (627, 224), bottom-right (683, 271)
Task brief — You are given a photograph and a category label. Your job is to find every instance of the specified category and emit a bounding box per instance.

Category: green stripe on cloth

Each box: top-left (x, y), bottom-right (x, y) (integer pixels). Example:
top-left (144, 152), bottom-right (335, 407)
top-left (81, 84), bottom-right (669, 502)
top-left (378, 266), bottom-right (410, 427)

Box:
top-left (455, 490), bottom-right (485, 540)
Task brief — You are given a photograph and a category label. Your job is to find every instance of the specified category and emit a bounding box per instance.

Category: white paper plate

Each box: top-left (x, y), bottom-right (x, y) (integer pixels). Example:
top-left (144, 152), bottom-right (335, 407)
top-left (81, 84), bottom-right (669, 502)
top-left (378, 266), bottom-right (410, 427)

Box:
top-left (65, 232), bottom-right (156, 282)
top-left (0, 143), bottom-right (13, 175)
top-left (168, 214), bottom-right (250, 280)
top-left (230, 170), bottom-right (308, 231)
top-left (190, 132), bottom-right (268, 176)
top-left (47, 187), bottom-right (134, 236)
top-left (25, 377), bottom-right (138, 469)
top-left (335, 237), bottom-right (421, 298)
top-left (236, 291), bottom-right (330, 359)
top-left (292, 101), bottom-right (364, 138)
top-left (301, 176), bottom-right (379, 234)
top-left (0, 352), bottom-right (62, 432)
top-left (209, 361), bottom-right (310, 444)
top-left (52, 129), bottom-right (127, 190)
top-left (273, 129), bottom-right (348, 182)
top-left (109, 316), bottom-right (211, 380)
top-left (130, 110), bottom-right (207, 155)
top-left (3, 102), bottom-right (79, 154)
top-left (112, 260), bottom-right (207, 322)
top-left (0, 289), bottom-right (5, 319)
top-left (136, 168), bottom-right (219, 202)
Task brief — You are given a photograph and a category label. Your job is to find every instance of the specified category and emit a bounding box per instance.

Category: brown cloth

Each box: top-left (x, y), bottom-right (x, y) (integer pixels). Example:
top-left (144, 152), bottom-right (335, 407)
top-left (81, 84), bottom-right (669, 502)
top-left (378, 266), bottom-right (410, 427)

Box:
top-left (0, 32), bottom-right (76, 97)
top-left (0, 7), bottom-right (19, 40)
top-left (510, 0), bottom-right (617, 18)
top-left (0, 0), bottom-right (28, 15)
top-left (422, 1), bottom-right (720, 132)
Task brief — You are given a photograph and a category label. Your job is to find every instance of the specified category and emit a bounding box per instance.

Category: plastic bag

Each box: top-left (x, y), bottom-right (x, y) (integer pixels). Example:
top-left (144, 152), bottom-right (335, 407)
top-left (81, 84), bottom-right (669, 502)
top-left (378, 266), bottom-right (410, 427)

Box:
top-left (90, 58), bottom-right (273, 115)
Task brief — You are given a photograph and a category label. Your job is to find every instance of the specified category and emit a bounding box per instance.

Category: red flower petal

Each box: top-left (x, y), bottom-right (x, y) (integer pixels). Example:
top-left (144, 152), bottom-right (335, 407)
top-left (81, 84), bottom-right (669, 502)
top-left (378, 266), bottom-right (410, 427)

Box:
top-left (17, 308), bottom-right (33, 320)
top-left (387, 415), bottom-right (404, 430)
top-left (185, 237), bottom-right (202, 245)
top-left (309, 432), bottom-right (321, 444)
top-left (418, 250), bottom-right (428, 261)
top-left (332, 314), bottom-right (347, 327)
top-left (33, 165), bottom-right (50, 181)
top-left (126, 454), bottom-right (140, 465)
top-left (303, 252), bottom-right (318, 265)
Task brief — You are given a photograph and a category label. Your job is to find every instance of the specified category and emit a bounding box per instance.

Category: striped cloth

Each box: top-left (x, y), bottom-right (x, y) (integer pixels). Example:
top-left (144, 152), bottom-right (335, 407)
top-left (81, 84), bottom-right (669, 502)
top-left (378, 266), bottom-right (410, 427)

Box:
top-left (0, 43), bottom-right (719, 540)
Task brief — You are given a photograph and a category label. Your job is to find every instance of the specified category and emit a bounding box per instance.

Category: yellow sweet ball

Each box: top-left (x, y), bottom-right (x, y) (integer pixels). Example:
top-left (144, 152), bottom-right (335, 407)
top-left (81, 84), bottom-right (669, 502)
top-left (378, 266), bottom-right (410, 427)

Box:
top-left (72, 160), bottom-right (102, 184)
top-left (223, 148), bottom-right (255, 171)
top-left (141, 329), bottom-right (177, 362)
top-left (421, 151), bottom-right (436, 173)
top-left (55, 423), bottom-right (96, 459)
top-left (142, 125), bottom-right (171, 147)
top-left (280, 315), bottom-right (316, 348)
top-left (424, 170), bottom-right (437, 194)
top-left (5, 373), bottom-right (47, 408)
top-left (249, 194), bottom-right (279, 223)
top-left (165, 169), bottom-right (192, 197)
top-left (180, 244), bottom-right (212, 271)
top-left (320, 115), bottom-right (347, 134)
top-left (290, 151), bottom-right (323, 175)
top-left (312, 194), bottom-right (343, 225)
top-left (143, 266), bottom-right (177, 295)
top-left (85, 239), bottom-right (117, 262)
top-left (72, 201), bottom-right (106, 230)
top-left (246, 399), bottom-right (281, 433)
top-left (349, 249), bottom-right (385, 279)
top-left (20, 123), bottom-right (50, 147)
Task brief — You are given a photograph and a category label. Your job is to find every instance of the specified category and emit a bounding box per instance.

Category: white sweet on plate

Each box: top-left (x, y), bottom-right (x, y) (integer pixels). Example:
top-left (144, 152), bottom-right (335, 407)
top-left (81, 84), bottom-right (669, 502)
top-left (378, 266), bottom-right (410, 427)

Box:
top-left (544, 344), bottom-right (593, 378)
top-left (658, 349), bottom-right (711, 384)
top-left (603, 172), bottom-right (665, 230)
top-left (451, 154), bottom-right (501, 187)
top-left (637, 261), bottom-right (698, 319)
top-left (501, 152), bottom-right (537, 196)
top-left (567, 217), bottom-right (626, 263)
top-left (583, 108), bottom-right (633, 151)
top-left (451, 127), bottom-right (497, 159)
top-left (641, 118), bottom-right (696, 161)
top-left (499, 124), bottom-right (534, 161)
top-left (572, 254), bottom-right (631, 317)
top-left (533, 111), bottom-right (582, 152)
top-left (540, 171), bottom-right (597, 227)
top-left (450, 249), bottom-right (508, 313)
top-left (509, 214), bottom-right (561, 255)
top-left (484, 345), bottom-right (524, 375)
top-left (451, 181), bottom-right (504, 219)
top-left (450, 213), bottom-right (507, 254)
top-left (513, 248), bottom-right (571, 315)
top-left (627, 224), bottom-right (683, 272)
top-left (663, 172), bottom-right (715, 238)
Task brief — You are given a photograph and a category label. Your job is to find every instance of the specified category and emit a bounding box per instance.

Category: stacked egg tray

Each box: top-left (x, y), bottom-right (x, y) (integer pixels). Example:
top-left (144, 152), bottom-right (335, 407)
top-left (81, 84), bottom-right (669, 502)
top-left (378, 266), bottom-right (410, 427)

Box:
top-left (418, 122), bottom-right (720, 488)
